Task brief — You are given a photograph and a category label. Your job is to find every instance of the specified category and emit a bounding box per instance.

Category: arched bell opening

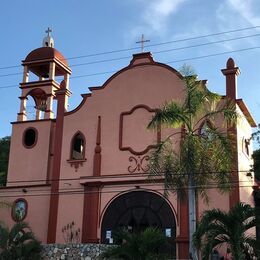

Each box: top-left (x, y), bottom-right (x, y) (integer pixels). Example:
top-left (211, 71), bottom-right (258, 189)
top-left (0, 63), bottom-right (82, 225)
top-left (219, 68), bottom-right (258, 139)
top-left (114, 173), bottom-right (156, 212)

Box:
top-left (26, 89), bottom-right (48, 120)
top-left (100, 190), bottom-right (176, 258)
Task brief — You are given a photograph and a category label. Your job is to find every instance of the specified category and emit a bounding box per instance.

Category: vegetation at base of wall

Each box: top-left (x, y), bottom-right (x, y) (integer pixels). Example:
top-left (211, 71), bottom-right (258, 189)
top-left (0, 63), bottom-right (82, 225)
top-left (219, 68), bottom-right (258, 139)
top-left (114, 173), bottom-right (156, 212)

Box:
top-left (101, 227), bottom-right (170, 260)
top-left (62, 221), bottom-right (81, 243)
top-left (0, 221), bottom-right (42, 260)
top-left (193, 203), bottom-right (260, 260)
top-left (0, 136), bottom-right (10, 187)
top-left (253, 149), bottom-right (260, 181)
top-left (252, 124), bottom-right (260, 180)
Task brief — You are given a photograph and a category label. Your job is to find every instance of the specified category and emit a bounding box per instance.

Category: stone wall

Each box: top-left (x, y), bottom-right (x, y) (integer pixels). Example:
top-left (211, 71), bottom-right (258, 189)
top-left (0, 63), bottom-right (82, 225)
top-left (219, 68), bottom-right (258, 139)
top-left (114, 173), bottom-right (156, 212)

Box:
top-left (41, 243), bottom-right (112, 260)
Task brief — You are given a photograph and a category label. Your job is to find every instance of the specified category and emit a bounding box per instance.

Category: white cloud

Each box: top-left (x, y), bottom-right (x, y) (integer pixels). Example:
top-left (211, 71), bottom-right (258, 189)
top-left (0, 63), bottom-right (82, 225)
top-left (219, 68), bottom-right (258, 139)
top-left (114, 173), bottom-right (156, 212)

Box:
top-left (216, 0), bottom-right (260, 29)
top-left (227, 0), bottom-right (260, 26)
top-left (216, 0), bottom-right (260, 50)
top-left (130, 0), bottom-right (187, 38)
top-left (144, 0), bottom-right (187, 33)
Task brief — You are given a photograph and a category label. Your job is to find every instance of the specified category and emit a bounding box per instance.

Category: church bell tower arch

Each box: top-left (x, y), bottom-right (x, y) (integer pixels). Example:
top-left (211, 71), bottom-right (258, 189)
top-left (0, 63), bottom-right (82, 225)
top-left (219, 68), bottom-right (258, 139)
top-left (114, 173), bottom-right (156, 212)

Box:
top-left (18, 28), bottom-right (71, 121)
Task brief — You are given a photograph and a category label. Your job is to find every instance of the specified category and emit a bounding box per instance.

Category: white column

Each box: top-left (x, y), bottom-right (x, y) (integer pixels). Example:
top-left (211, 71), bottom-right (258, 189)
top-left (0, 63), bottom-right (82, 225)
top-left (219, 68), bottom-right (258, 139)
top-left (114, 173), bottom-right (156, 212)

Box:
top-left (64, 73), bottom-right (70, 111)
top-left (17, 97), bottom-right (27, 121)
top-left (23, 66), bottom-right (29, 83)
top-left (35, 109), bottom-right (42, 120)
top-left (64, 73), bottom-right (70, 90)
top-left (49, 62), bottom-right (56, 80)
top-left (44, 95), bottom-right (54, 119)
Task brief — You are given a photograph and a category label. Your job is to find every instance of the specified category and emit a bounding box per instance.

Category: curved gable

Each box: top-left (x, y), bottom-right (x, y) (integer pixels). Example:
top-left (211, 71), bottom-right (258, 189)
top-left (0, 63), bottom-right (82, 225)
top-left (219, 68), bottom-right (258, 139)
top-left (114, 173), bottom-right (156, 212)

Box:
top-left (66, 52), bottom-right (184, 116)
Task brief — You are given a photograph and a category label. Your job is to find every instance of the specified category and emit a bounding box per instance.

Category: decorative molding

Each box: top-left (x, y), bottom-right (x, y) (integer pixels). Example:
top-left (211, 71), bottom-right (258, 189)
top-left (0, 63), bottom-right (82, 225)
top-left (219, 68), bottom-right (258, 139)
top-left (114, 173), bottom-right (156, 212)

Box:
top-left (119, 104), bottom-right (161, 155)
top-left (64, 93), bottom-right (91, 116)
top-left (93, 116), bottom-right (102, 176)
top-left (12, 118), bottom-right (54, 125)
top-left (236, 99), bottom-right (257, 127)
top-left (1, 184), bottom-right (50, 190)
top-left (65, 56), bottom-right (183, 117)
top-left (129, 52), bottom-right (154, 66)
top-left (128, 155), bottom-right (150, 173)
top-left (67, 159), bottom-right (87, 172)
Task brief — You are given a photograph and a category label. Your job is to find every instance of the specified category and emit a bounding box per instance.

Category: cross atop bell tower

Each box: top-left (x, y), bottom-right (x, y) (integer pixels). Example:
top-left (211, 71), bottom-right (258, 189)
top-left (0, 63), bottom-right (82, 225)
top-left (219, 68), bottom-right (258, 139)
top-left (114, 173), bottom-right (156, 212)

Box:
top-left (136, 34), bottom-right (150, 52)
top-left (46, 27), bottom-right (52, 36)
top-left (42, 27), bottom-right (54, 48)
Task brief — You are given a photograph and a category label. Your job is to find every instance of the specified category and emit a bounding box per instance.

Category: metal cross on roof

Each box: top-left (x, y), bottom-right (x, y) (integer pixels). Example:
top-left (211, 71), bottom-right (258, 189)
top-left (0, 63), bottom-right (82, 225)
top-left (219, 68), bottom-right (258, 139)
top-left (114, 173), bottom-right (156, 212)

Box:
top-left (136, 34), bottom-right (150, 52)
top-left (45, 27), bottom-right (52, 37)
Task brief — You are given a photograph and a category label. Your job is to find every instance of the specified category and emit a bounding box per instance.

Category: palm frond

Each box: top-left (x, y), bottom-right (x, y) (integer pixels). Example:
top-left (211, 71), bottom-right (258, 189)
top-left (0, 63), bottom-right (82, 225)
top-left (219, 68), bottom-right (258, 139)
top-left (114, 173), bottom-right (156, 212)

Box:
top-left (194, 203), bottom-right (258, 259)
top-left (102, 227), bottom-right (168, 260)
top-left (9, 222), bottom-right (30, 242)
top-left (148, 101), bottom-right (188, 130)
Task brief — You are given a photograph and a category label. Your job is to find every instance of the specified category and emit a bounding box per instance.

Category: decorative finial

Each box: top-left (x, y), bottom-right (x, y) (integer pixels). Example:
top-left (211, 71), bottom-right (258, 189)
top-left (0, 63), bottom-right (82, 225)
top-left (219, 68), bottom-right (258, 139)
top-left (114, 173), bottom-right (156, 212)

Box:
top-left (136, 34), bottom-right (150, 52)
top-left (42, 27), bottom-right (54, 48)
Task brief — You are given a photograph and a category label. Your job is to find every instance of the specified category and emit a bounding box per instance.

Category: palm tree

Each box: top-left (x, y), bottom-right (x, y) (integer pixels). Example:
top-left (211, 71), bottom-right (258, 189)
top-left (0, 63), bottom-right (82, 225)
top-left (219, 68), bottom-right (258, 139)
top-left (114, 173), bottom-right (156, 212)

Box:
top-left (148, 66), bottom-right (237, 259)
top-left (193, 203), bottom-right (260, 259)
top-left (102, 227), bottom-right (169, 260)
top-left (0, 136), bottom-right (11, 187)
top-left (0, 221), bottom-right (42, 260)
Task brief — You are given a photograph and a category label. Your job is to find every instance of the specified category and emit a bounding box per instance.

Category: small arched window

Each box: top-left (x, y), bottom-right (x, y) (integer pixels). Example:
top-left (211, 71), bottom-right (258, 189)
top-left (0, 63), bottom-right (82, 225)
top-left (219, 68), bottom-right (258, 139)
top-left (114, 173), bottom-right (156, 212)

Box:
top-left (243, 137), bottom-right (250, 156)
top-left (199, 120), bottom-right (213, 140)
top-left (71, 132), bottom-right (85, 160)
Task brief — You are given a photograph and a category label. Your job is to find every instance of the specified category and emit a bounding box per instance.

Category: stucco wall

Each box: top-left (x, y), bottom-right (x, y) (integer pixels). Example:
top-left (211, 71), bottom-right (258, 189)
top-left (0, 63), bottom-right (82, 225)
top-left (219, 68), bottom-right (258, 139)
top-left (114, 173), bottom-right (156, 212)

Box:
top-left (236, 105), bottom-right (254, 206)
top-left (0, 186), bottom-right (51, 242)
top-left (7, 120), bottom-right (53, 186)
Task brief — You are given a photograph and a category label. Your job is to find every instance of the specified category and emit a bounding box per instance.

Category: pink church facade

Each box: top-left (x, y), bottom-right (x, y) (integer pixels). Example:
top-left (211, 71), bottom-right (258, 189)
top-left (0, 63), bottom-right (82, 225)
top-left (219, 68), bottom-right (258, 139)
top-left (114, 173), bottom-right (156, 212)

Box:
top-left (0, 35), bottom-right (257, 259)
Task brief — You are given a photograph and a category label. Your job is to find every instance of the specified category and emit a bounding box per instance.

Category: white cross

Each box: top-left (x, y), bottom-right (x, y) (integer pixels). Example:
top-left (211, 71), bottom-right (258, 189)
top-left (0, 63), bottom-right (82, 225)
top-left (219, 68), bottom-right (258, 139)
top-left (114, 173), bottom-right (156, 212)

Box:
top-left (136, 34), bottom-right (150, 52)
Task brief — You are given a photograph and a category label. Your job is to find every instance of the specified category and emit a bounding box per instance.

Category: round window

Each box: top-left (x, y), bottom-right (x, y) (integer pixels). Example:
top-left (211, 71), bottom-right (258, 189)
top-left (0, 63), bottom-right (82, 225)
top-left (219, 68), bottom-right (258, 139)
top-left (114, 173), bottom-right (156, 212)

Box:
top-left (23, 128), bottom-right (37, 148)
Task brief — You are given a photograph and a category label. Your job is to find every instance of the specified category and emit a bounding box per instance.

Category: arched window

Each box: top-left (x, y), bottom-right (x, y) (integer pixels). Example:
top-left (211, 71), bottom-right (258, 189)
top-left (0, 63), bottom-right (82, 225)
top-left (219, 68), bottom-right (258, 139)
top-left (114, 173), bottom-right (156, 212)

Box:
top-left (71, 132), bottom-right (85, 160)
top-left (199, 120), bottom-right (213, 140)
top-left (243, 137), bottom-right (250, 157)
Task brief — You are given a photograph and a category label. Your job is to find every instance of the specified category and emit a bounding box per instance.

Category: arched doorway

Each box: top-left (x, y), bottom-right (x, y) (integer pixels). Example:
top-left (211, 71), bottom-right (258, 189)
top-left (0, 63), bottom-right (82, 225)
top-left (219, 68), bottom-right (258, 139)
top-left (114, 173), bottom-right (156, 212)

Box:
top-left (101, 190), bottom-right (176, 256)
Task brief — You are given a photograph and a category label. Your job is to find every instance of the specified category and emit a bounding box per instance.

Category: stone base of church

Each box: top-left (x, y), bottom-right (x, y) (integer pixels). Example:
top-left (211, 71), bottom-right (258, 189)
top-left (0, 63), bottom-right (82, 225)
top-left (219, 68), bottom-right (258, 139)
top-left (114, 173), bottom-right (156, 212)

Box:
top-left (41, 243), bottom-right (112, 259)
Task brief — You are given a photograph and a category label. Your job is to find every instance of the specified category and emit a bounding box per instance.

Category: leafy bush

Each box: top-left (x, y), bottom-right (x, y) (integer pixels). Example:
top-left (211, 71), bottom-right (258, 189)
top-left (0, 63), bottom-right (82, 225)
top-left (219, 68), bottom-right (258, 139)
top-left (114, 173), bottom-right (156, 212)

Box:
top-left (0, 221), bottom-right (42, 260)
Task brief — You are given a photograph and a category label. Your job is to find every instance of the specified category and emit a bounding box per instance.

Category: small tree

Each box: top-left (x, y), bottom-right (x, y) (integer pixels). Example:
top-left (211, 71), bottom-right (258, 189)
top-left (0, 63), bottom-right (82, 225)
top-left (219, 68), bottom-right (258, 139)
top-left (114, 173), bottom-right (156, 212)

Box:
top-left (148, 66), bottom-right (237, 259)
top-left (0, 136), bottom-right (11, 187)
top-left (193, 203), bottom-right (260, 259)
top-left (253, 149), bottom-right (260, 181)
top-left (61, 221), bottom-right (81, 243)
top-left (0, 221), bottom-right (42, 260)
top-left (102, 227), bottom-right (169, 260)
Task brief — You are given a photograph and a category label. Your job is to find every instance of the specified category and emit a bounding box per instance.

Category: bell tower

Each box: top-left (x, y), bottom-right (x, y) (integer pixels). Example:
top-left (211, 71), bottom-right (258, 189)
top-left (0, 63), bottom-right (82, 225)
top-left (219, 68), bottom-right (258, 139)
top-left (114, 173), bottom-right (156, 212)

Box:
top-left (18, 28), bottom-right (71, 121)
top-left (7, 29), bottom-right (72, 189)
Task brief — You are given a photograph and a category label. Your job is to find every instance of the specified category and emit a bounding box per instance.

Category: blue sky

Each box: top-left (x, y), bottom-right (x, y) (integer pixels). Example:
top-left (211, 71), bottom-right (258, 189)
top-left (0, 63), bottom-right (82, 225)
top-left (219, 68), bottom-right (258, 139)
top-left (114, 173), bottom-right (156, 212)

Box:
top-left (1, 0), bottom-right (260, 142)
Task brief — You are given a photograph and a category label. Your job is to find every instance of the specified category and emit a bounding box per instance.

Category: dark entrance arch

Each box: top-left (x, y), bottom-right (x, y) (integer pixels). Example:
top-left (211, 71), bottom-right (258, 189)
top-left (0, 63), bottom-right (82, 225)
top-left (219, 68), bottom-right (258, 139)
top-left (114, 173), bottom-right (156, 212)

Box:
top-left (101, 190), bottom-right (176, 256)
